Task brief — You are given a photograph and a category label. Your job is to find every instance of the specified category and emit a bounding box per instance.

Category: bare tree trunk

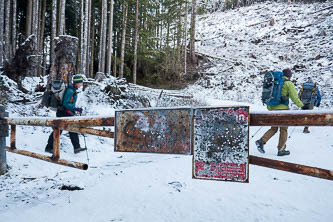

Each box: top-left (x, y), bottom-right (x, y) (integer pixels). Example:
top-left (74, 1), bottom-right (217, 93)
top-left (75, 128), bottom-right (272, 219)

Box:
top-left (26, 0), bottom-right (32, 38)
top-left (89, 4), bottom-right (95, 77)
top-left (85, 0), bottom-right (92, 76)
top-left (58, 0), bottom-right (66, 35)
top-left (184, 0), bottom-right (188, 74)
top-left (132, 0), bottom-right (139, 84)
top-left (32, 0), bottom-right (39, 37)
top-left (50, 0), bottom-right (58, 80)
top-left (39, 0), bottom-right (46, 51)
top-left (4, 0), bottom-right (10, 62)
top-left (80, 0), bottom-right (86, 74)
top-left (0, 0), bottom-right (4, 66)
top-left (190, 0), bottom-right (197, 64)
top-left (11, 0), bottom-right (17, 58)
top-left (106, 0), bottom-right (114, 76)
top-left (98, 0), bottom-right (107, 74)
top-left (39, 0), bottom-right (47, 76)
top-left (119, 1), bottom-right (128, 78)
top-left (113, 32), bottom-right (117, 77)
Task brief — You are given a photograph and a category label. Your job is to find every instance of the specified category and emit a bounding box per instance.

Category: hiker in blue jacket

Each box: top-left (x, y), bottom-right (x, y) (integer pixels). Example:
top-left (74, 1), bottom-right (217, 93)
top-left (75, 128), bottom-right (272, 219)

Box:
top-left (45, 75), bottom-right (86, 154)
top-left (299, 77), bottom-right (321, 133)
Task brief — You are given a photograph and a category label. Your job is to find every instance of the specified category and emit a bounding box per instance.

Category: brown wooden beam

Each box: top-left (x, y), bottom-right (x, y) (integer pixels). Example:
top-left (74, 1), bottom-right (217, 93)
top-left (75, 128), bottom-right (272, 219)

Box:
top-left (10, 125), bottom-right (16, 150)
top-left (5, 147), bottom-right (88, 170)
top-left (62, 126), bottom-right (114, 138)
top-left (4, 116), bottom-right (115, 128)
top-left (250, 155), bottom-right (333, 181)
top-left (250, 111), bottom-right (333, 126)
top-left (53, 128), bottom-right (60, 160)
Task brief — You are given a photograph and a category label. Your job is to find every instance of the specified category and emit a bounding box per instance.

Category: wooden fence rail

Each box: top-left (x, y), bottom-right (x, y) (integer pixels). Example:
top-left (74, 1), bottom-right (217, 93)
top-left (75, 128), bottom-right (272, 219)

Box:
top-left (2, 116), bottom-right (115, 170)
top-left (1, 110), bottom-right (333, 177)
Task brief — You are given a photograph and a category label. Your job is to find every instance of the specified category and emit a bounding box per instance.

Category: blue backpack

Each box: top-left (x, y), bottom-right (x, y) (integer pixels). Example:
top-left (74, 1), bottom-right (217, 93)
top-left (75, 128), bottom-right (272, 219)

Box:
top-left (261, 71), bottom-right (288, 106)
top-left (299, 82), bottom-right (320, 108)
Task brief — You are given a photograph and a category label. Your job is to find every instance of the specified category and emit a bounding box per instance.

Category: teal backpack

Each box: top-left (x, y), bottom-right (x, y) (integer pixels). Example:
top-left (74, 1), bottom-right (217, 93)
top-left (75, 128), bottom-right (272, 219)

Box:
top-left (261, 71), bottom-right (289, 106)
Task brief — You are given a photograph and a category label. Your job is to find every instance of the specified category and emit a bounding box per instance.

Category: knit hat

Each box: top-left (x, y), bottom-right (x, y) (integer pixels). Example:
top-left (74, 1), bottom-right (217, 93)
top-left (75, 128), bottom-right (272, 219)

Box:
top-left (283, 68), bottom-right (292, 78)
top-left (73, 75), bottom-right (84, 84)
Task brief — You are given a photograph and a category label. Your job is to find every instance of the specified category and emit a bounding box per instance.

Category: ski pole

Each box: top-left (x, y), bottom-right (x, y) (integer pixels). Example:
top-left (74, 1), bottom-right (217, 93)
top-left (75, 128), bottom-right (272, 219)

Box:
top-left (78, 112), bottom-right (89, 164)
top-left (82, 133), bottom-right (90, 164)
top-left (250, 126), bottom-right (263, 140)
top-left (288, 127), bottom-right (296, 139)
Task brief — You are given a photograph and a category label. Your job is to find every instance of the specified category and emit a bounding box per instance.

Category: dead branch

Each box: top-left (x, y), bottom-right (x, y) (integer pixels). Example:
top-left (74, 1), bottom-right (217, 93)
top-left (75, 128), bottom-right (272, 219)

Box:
top-left (310, 5), bottom-right (333, 14)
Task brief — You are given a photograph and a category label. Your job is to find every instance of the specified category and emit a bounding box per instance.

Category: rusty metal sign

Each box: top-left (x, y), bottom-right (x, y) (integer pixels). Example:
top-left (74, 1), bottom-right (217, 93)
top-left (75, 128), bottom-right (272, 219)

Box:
top-left (193, 106), bottom-right (249, 182)
top-left (115, 108), bottom-right (192, 154)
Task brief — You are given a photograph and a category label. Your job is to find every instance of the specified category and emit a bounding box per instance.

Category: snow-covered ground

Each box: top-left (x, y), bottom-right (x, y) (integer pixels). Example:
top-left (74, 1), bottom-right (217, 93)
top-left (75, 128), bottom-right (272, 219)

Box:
top-left (1, 2), bottom-right (333, 222)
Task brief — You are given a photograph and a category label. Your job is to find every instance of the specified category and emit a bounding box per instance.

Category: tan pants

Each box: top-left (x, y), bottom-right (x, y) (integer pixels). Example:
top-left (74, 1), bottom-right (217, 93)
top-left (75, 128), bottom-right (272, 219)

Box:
top-left (261, 127), bottom-right (288, 150)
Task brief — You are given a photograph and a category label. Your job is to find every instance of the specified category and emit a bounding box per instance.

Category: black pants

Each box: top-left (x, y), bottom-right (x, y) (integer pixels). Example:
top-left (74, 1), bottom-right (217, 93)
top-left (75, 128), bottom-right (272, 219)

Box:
top-left (45, 110), bottom-right (80, 151)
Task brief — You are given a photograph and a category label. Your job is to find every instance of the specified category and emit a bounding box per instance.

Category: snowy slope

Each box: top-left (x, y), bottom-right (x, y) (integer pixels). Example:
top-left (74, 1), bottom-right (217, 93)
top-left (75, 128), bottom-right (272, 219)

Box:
top-left (1, 2), bottom-right (333, 222)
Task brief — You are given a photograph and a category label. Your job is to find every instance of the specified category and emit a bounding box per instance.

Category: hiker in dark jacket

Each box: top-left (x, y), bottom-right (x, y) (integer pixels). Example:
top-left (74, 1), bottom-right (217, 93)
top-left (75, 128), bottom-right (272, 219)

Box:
top-left (299, 77), bottom-right (321, 133)
top-left (45, 75), bottom-right (86, 154)
top-left (256, 68), bottom-right (304, 156)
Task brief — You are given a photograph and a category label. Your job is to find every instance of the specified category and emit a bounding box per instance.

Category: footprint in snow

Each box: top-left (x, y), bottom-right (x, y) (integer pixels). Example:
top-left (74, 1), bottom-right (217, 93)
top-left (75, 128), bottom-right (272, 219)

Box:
top-left (168, 181), bottom-right (185, 192)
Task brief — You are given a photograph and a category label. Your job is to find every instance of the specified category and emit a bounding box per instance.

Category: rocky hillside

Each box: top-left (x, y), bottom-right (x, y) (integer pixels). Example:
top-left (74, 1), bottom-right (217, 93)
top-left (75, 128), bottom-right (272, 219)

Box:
top-left (185, 1), bottom-right (332, 109)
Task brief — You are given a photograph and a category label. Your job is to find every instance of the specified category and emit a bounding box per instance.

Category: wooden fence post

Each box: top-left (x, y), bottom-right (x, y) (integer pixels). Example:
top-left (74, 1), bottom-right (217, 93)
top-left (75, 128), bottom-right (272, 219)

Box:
top-left (0, 106), bottom-right (9, 175)
top-left (52, 127), bottom-right (60, 160)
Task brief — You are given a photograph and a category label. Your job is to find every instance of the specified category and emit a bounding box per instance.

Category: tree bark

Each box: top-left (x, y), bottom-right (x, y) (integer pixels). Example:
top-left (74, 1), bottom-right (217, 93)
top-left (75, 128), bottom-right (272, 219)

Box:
top-left (0, 0), bottom-right (4, 66)
top-left (190, 0), bottom-right (197, 64)
top-left (50, 0), bottom-right (58, 79)
top-left (98, 0), bottom-right (107, 74)
top-left (113, 32), bottom-right (117, 77)
top-left (119, 1), bottom-right (128, 78)
top-left (26, 0), bottom-right (32, 37)
top-left (184, 0), bottom-right (188, 74)
top-left (80, 0), bottom-right (86, 74)
top-left (89, 4), bottom-right (95, 78)
top-left (58, 0), bottom-right (66, 35)
top-left (133, 0), bottom-right (139, 84)
top-left (106, 0), bottom-right (114, 76)
top-left (32, 0), bottom-right (39, 42)
top-left (11, 0), bottom-right (17, 58)
top-left (53, 35), bottom-right (79, 83)
top-left (85, 0), bottom-right (92, 76)
top-left (4, 0), bottom-right (11, 61)
top-left (40, 0), bottom-right (47, 76)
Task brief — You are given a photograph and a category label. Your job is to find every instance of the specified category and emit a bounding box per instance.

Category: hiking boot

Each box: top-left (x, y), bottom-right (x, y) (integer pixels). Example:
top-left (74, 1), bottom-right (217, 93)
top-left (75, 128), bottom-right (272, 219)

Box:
top-left (303, 127), bottom-right (310, 134)
top-left (255, 139), bottom-right (265, 154)
top-left (277, 146), bottom-right (290, 156)
top-left (74, 147), bottom-right (87, 154)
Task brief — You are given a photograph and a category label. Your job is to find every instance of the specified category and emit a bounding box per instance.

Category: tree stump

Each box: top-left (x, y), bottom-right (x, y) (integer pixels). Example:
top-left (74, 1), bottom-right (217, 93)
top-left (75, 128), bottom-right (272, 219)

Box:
top-left (3, 35), bottom-right (40, 92)
top-left (50, 35), bottom-right (79, 85)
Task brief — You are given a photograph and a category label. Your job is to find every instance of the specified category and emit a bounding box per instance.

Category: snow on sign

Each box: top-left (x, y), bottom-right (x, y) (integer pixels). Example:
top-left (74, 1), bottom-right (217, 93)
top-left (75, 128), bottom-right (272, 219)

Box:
top-left (193, 107), bottom-right (249, 182)
top-left (115, 108), bottom-right (192, 154)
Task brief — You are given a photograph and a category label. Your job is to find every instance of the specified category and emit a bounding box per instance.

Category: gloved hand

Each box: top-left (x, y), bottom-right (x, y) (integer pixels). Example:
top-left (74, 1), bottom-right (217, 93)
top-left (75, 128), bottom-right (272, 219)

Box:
top-left (75, 107), bottom-right (83, 114)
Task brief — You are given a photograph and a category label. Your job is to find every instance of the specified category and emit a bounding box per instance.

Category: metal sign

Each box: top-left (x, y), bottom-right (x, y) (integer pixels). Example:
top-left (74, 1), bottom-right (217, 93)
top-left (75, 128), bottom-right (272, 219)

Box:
top-left (115, 108), bottom-right (192, 154)
top-left (193, 107), bottom-right (249, 182)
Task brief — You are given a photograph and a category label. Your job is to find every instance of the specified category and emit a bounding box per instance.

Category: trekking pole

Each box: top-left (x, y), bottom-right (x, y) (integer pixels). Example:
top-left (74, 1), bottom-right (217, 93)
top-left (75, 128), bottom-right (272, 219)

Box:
top-left (78, 112), bottom-right (89, 164)
top-left (82, 133), bottom-right (90, 164)
top-left (288, 127), bottom-right (297, 139)
top-left (250, 126), bottom-right (263, 140)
